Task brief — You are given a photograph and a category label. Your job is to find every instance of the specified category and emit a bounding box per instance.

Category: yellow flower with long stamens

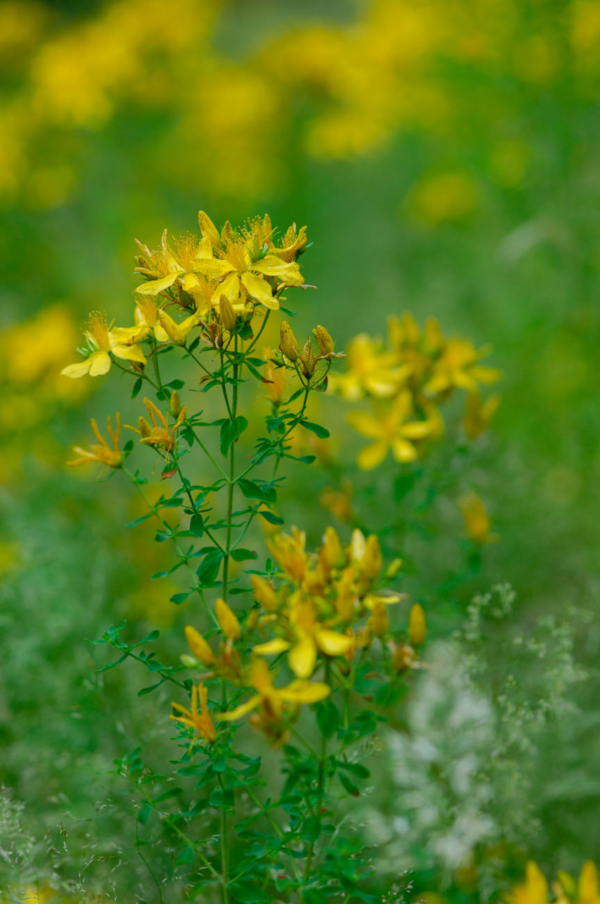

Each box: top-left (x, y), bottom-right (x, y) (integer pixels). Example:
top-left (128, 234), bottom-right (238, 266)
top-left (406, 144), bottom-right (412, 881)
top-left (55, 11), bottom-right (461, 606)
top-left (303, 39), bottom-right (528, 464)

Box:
top-left (171, 683), bottom-right (216, 743)
top-left (348, 390), bottom-right (434, 470)
top-left (61, 312), bottom-right (146, 378)
top-left (157, 308), bottom-right (199, 345)
top-left (332, 333), bottom-right (409, 401)
top-left (127, 397), bottom-right (187, 454)
top-left (195, 210), bottom-right (304, 312)
top-left (67, 414), bottom-right (122, 469)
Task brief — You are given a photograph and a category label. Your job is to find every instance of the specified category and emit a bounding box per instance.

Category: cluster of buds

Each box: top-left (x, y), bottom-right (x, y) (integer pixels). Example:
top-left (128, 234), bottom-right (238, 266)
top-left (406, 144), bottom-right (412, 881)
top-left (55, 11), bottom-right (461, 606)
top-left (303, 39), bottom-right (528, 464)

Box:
top-left (277, 320), bottom-right (344, 381)
top-left (182, 598), bottom-right (243, 682)
top-left (128, 396), bottom-right (187, 454)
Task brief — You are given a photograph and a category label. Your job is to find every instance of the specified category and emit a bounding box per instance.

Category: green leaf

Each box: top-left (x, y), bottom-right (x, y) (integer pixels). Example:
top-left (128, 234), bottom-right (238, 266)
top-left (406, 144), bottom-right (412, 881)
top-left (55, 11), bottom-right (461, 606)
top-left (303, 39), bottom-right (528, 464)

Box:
top-left (337, 761), bottom-right (370, 779)
top-left (196, 550), bottom-right (223, 586)
top-left (230, 548), bottom-right (258, 562)
top-left (338, 772), bottom-right (360, 796)
top-left (170, 592), bottom-right (190, 605)
top-left (175, 846), bottom-right (194, 865)
top-left (189, 513), bottom-right (204, 537)
top-left (131, 377), bottom-right (143, 399)
top-left (316, 698), bottom-right (340, 738)
top-left (300, 420), bottom-right (330, 439)
top-left (137, 682), bottom-right (162, 697)
top-left (258, 510), bottom-right (284, 526)
top-left (137, 804), bottom-right (152, 825)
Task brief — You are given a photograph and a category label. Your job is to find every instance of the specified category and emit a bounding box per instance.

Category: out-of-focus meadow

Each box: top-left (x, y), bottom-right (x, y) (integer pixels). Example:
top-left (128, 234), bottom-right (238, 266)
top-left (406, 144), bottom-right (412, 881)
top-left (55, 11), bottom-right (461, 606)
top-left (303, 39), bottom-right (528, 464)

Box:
top-left (1, 0), bottom-right (599, 900)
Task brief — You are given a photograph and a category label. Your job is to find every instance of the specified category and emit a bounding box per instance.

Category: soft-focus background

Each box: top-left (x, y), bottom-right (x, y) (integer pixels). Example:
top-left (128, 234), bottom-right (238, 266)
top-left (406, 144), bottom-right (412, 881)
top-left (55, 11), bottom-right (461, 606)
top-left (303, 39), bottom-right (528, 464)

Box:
top-left (1, 0), bottom-right (599, 899)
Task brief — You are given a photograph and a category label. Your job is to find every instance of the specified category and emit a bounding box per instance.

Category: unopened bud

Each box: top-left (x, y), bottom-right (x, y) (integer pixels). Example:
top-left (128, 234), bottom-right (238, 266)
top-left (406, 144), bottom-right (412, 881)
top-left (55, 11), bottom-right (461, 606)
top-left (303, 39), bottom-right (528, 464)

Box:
top-left (368, 600), bottom-right (389, 638)
top-left (408, 603), bottom-right (427, 647)
top-left (137, 416), bottom-right (151, 438)
top-left (170, 389), bottom-right (182, 418)
top-left (321, 526), bottom-right (345, 569)
top-left (215, 598), bottom-right (241, 642)
top-left (251, 575), bottom-right (278, 611)
top-left (219, 295), bottom-right (237, 331)
top-left (185, 625), bottom-right (215, 667)
top-left (385, 558), bottom-right (403, 580)
top-left (180, 654), bottom-right (198, 668)
top-left (313, 325), bottom-right (335, 356)
top-left (280, 321), bottom-right (299, 362)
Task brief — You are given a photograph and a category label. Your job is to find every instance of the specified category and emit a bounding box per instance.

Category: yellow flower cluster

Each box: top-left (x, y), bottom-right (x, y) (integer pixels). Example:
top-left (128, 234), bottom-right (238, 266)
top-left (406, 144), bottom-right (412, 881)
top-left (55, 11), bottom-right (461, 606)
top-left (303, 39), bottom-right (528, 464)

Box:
top-left (180, 527), bottom-right (426, 745)
top-left (0, 0), bottom-right (597, 207)
top-left (61, 212), bottom-right (307, 380)
top-left (332, 312), bottom-right (501, 469)
top-left (507, 861), bottom-right (600, 904)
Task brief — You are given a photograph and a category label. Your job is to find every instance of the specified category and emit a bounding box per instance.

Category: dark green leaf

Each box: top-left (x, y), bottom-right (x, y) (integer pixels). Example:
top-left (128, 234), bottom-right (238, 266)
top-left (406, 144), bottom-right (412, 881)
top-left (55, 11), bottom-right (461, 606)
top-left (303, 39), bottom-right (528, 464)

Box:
top-left (300, 420), bottom-right (330, 439)
top-left (258, 510), bottom-right (284, 526)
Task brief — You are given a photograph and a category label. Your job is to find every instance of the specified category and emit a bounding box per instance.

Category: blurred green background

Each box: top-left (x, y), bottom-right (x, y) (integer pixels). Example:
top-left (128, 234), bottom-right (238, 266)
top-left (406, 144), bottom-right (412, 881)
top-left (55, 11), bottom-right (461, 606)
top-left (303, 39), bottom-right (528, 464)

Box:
top-left (1, 0), bottom-right (599, 899)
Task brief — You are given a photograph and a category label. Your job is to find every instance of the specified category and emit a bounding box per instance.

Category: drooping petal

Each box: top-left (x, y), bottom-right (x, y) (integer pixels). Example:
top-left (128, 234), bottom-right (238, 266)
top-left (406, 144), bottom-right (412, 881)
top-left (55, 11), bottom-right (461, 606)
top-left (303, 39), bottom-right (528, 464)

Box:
top-left (253, 638), bottom-right (291, 656)
top-left (88, 350), bottom-right (112, 376)
top-left (357, 440), bottom-right (389, 471)
top-left (216, 695), bottom-right (261, 721)
top-left (111, 344), bottom-right (147, 365)
top-left (135, 272), bottom-right (180, 295)
top-left (280, 681), bottom-right (331, 704)
top-left (315, 629), bottom-right (354, 657)
top-left (61, 359), bottom-right (92, 378)
top-left (241, 271), bottom-right (279, 309)
top-left (251, 256), bottom-right (303, 286)
top-left (288, 635), bottom-right (317, 679)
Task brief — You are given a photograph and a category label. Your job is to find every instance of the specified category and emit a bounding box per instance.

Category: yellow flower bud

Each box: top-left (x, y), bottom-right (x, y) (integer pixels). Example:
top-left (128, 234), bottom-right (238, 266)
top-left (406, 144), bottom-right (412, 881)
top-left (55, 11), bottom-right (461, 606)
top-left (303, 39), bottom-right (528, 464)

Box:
top-left (368, 599), bottom-right (389, 638)
top-left (321, 526), bottom-right (345, 570)
top-left (137, 416), bottom-right (151, 438)
top-left (363, 535), bottom-right (383, 580)
top-left (215, 598), bottom-right (241, 642)
top-left (408, 603), bottom-right (427, 647)
top-left (313, 324), bottom-right (335, 356)
top-left (280, 321), bottom-right (299, 362)
top-left (170, 389), bottom-right (182, 418)
top-left (250, 574), bottom-right (278, 611)
top-left (219, 295), bottom-right (237, 331)
top-left (180, 654), bottom-right (198, 668)
top-left (185, 626), bottom-right (215, 667)
top-left (385, 558), bottom-right (403, 580)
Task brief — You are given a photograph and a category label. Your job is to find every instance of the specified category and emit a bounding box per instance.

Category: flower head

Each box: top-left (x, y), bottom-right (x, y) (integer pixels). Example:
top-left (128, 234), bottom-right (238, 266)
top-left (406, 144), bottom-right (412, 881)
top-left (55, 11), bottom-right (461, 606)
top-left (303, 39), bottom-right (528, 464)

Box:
top-left (347, 390), bottom-right (434, 470)
top-left (171, 683), bottom-right (216, 743)
top-left (67, 414), bottom-right (122, 469)
top-left (61, 312), bottom-right (146, 378)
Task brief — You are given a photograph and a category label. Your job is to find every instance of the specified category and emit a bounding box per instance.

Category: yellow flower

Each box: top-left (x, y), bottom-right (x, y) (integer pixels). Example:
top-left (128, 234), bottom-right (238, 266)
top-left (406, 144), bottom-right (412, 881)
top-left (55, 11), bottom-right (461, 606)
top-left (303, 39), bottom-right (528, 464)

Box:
top-left (129, 397), bottom-right (187, 454)
top-left (171, 682), bottom-right (216, 743)
top-left (348, 390), bottom-right (433, 470)
top-left (217, 658), bottom-right (330, 730)
top-left (507, 862), bottom-right (550, 904)
top-left (67, 414), bottom-right (122, 469)
top-left (62, 311), bottom-right (146, 378)
top-left (250, 574), bottom-right (278, 611)
top-left (333, 334), bottom-right (408, 401)
top-left (424, 338), bottom-right (500, 397)
top-left (464, 390), bottom-right (501, 440)
top-left (195, 211), bottom-right (304, 312)
top-left (266, 527), bottom-right (309, 583)
top-left (459, 492), bottom-right (496, 545)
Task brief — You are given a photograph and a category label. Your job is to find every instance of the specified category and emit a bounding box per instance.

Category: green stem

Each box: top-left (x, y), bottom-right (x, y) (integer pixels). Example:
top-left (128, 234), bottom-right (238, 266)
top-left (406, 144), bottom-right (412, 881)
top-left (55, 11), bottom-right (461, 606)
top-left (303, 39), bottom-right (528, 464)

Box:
top-left (303, 662), bottom-right (329, 891)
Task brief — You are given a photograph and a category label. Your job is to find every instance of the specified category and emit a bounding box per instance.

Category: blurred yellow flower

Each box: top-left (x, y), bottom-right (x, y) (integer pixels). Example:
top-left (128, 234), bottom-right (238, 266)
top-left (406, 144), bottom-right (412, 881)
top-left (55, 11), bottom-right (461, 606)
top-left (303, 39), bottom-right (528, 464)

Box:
top-left (459, 492), bottom-right (497, 545)
top-left (171, 682), bottom-right (216, 743)
top-left (406, 173), bottom-right (478, 227)
top-left (348, 390), bottom-right (433, 470)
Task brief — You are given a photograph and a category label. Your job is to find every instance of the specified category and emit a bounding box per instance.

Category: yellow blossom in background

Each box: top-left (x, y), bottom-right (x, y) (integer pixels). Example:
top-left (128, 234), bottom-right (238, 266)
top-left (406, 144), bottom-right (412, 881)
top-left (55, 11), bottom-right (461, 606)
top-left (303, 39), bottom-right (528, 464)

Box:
top-left (406, 172), bottom-right (478, 227)
top-left (506, 862), bottom-right (600, 904)
top-left (459, 492), bottom-right (497, 545)
top-left (67, 414), bottom-right (122, 470)
top-left (348, 391), bottom-right (433, 470)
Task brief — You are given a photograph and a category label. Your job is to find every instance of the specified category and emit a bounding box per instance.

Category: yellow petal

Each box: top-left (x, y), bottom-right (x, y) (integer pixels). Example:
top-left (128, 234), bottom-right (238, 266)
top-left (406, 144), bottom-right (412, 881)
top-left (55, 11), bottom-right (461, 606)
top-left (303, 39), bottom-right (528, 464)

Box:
top-left (391, 438), bottom-right (418, 462)
top-left (401, 420), bottom-right (433, 440)
top-left (241, 271), bottom-right (280, 309)
top-left (471, 365), bottom-right (502, 385)
top-left (347, 411), bottom-right (383, 439)
top-left (253, 638), bottom-right (291, 656)
top-left (61, 359), bottom-right (92, 378)
top-left (288, 636), bottom-right (317, 679)
top-left (88, 350), bottom-right (112, 376)
top-left (212, 271), bottom-right (242, 306)
top-left (315, 629), bottom-right (353, 657)
top-left (198, 210), bottom-right (221, 246)
top-left (579, 862), bottom-right (599, 904)
top-left (357, 440), bottom-right (388, 471)
top-left (215, 598), bottom-right (241, 642)
top-left (135, 272), bottom-right (180, 295)
top-left (194, 258), bottom-right (236, 279)
top-left (280, 680), bottom-right (331, 704)
top-left (194, 235), bottom-right (214, 260)
top-left (111, 344), bottom-right (147, 365)
top-left (525, 862), bottom-right (548, 904)
top-left (216, 695), bottom-right (261, 721)
top-left (251, 256), bottom-right (303, 285)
